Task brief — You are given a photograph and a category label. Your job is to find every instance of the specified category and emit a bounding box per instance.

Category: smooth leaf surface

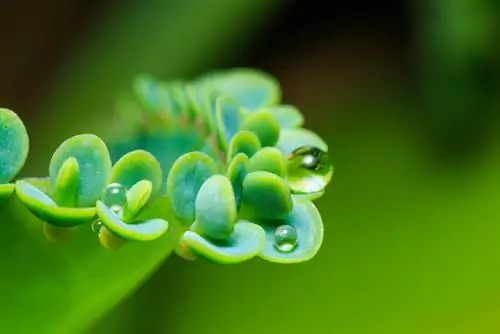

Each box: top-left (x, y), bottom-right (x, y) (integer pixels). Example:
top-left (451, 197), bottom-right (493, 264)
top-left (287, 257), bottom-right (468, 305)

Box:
top-left (276, 128), bottom-right (328, 155)
top-left (15, 180), bottom-right (96, 227)
top-left (259, 196), bottom-right (323, 263)
top-left (122, 180), bottom-right (153, 222)
top-left (96, 201), bottom-right (168, 241)
top-left (216, 96), bottom-right (241, 150)
top-left (266, 105), bottom-right (304, 128)
top-left (248, 147), bottom-right (286, 177)
top-left (167, 152), bottom-right (218, 227)
top-left (0, 108), bottom-right (29, 183)
top-left (110, 150), bottom-right (163, 197)
top-left (52, 157), bottom-right (79, 207)
top-left (226, 153), bottom-right (248, 208)
top-left (183, 221), bottom-right (265, 264)
top-left (240, 110), bottom-right (280, 147)
top-left (242, 171), bottom-right (293, 220)
top-left (50, 134), bottom-right (112, 207)
top-left (191, 175), bottom-right (237, 240)
top-left (208, 68), bottom-right (281, 110)
top-left (227, 131), bottom-right (261, 161)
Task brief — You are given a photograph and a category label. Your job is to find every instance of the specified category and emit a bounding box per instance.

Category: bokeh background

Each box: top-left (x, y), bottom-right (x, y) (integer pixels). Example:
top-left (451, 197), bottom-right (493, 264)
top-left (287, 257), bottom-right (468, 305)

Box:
top-left (1, 0), bottom-right (500, 333)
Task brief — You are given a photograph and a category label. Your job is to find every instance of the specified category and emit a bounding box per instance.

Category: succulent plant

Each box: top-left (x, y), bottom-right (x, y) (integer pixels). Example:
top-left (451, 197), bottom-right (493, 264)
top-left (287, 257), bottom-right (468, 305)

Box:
top-left (1, 68), bottom-right (333, 265)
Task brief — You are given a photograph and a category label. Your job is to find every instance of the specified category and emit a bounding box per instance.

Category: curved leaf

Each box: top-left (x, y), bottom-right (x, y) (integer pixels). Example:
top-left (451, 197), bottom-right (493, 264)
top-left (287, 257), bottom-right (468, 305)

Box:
top-left (226, 153), bottom-right (248, 208)
top-left (109, 150), bottom-right (163, 197)
top-left (266, 105), bottom-right (304, 128)
top-left (49, 134), bottom-right (112, 207)
top-left (52, 157), bottom-right (79, 207)
top-left (0, 108), bottom-right (29, 183)
top-left (167, 152), bottom-right (218, 227)
top-left (227, 130), bottom-right (261, 161)
top-left (96, 201), bottom-right (168, 241)
top-left (248, 147), bottom-right (286, 177)
top-left (259, 196), bottom-right (323, 263)
top-left (122, 180), bottom-right (153, 222)
top-left (15, 180), bottom-right (95, 226)
top-left (183, 221), bottom-right (265, 264)
top-left (240, 110), bottom-right (280, 147)
top-left (276, 128), bottom-right (328, 155)
top-left (216, 96), bottom-right (241, 150)
top-left (191, 175), bottom-right (236, 240)
top-left (209, 68), bottom-right (281, 110)
top-left (242, 171), bottom-right (293, 220)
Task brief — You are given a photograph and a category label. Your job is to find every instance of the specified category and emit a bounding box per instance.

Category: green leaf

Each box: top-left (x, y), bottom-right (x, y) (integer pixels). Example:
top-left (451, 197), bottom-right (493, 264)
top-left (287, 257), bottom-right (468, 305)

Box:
top-left (0, 183), bottom-right (15, 208)
top-left (109, 150), bottom-right (163, 197)
top-left (248, 147), bottom-right (286, 177)
top-left (242, 171), bottom-right (293, 220)
top-left (167, 151), bottom-right (218, 227)
top-left (15, 180), bottom-right (95, 227)
top-left (191, 175), bottom-right (237, 240)
top-left (96, 201), bottom-right (168, 241)
top-left (22, 177), bottom-right (51, 195)
top-left (186, 84), bottom-right (216, 132)
top-left (227, 130), bottom-right (261, 161)
top-left (49, 134), bottom-right (112, 207)
top-left (276, 128), bottom-right (328, 155)
top-left (216, 96), bottom-right (241, 150)
top-left (122, 180), bottom-right (153, 222)
top-left (259, 196), bottom-right (323, 263)
top-left (52, 157), bottom-right (79, 207)
top-left (266, 105), bottom-right (304, 128)
top-left (0, 108), bottom-right (29, 183)
top-left (226, 153), bottom-right (248, 208)
top-left (240, 110), bottom-right (280, 147)
top-left (182, 221), bottom-right (265, 264)
top-left (209, 68), bottom-right (281, 110)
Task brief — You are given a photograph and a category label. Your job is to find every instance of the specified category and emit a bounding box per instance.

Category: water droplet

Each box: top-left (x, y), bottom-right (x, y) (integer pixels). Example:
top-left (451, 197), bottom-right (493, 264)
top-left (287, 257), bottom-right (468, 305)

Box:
top-left (274, 225), bottom-right (298, 252)
top-left (101, 183), bottom-right (127, 207)
top-left (91, 220), bottom-right (103, 233)
top-left (286, 146), bottom-right (333, 195)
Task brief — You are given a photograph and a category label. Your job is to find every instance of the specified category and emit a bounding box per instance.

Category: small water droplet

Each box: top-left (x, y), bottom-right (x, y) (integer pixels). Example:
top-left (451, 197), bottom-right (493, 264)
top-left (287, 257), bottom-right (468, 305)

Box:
top-left (274, 225), bottom-right (298, 252)
top-left (286, 146), bottom-right (333, 195)
top-left (91, 220), bottom-right (103, 233)
top-left (102, 183), bottom-right (127, 207)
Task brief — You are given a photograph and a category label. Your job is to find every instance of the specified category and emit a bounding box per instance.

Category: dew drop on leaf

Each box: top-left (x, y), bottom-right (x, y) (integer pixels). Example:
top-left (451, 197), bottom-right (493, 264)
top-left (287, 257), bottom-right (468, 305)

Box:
top-left (101, 183), bottom-right (127, 207)
top-left (286, 146), bottom-right (333, 195)
top-left (274, 225), bottom-right (298, 253)
top-left (91, 219), bottom-right (103, 233)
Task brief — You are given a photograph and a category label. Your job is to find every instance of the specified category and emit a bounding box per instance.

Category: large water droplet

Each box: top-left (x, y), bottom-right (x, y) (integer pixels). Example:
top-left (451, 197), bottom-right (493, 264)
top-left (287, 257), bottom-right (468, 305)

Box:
top-left (274, 225), bottom-right (298, 252)
top-left (286, 146), bottom-right (333, 195)
top-left (101, 183), bottom-right (127, 207)
top-left (91, 220), bottom-right (103, 233)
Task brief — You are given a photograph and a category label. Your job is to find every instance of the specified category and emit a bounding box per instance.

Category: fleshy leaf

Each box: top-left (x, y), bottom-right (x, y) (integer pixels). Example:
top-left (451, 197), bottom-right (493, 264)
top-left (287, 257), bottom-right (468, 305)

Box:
top-left (240, 110), bottom-right (280, 147)
top-left (0, 108), bottom-right (29, 183)
top-left (259, 196), bottom-right (323, 263)
top-left (227, 130), bottom-right (261, 161)
top-left (216, 96), bottom-right (241, 150)
top-left (52, 157), bottom-right (79, 207)
top-left (167, 151), bottom-right (218, 227)
top-left (109, 150), bottom-right (163, 197)
top-left (15, 180), bottom-right (95, 226)
top-left (22, 177), bottom-right (51, 195)
top-left (266, 105), bottom-right (304, 128)
top-left (122, 180), bottom-right (153, 222)
top-left (208, 68), bottom-right (281, 110)
top-left (0, 183), bottom-right (15, 207)
top-left (183, 221), bottom-right (266, 264)
top-left (248, 147), bottom-right (286, 177)
top-left (276, 128), bottom-right (328, 155)
top-left (49, 134), bottom-right (112, 207)
top-left (226, 153), bottom-right (248, 208)
top-left (96, 201), bottom-right (168, 241)
top-left (242, 171), bottom-right (293, 220)
top-left (191, 175), bottom-right (237, 240)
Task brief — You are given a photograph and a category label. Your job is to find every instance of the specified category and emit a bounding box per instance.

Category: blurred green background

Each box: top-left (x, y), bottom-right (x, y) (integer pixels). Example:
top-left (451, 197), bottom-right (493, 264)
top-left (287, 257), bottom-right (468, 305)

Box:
top-left (1, 0), bottom-right (500, 333)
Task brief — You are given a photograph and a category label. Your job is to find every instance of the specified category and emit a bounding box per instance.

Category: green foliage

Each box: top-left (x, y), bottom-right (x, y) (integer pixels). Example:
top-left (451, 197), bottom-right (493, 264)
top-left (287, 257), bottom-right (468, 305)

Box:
top-left (1, 67), bottom-right (334, 266)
